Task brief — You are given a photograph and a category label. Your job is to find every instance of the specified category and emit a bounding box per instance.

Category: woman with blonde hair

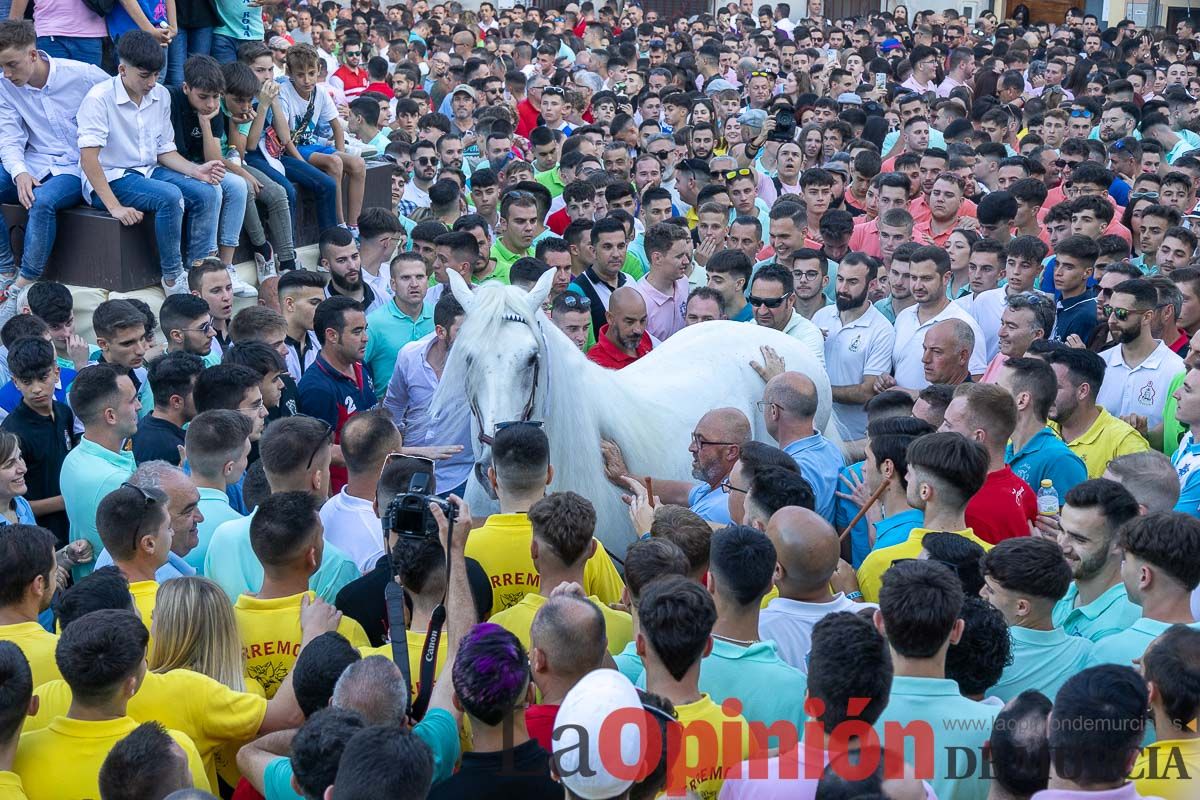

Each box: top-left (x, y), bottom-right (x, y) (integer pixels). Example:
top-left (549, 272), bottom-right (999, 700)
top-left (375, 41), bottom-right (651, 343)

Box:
top-left (149, 576), bottom-right (255, 694)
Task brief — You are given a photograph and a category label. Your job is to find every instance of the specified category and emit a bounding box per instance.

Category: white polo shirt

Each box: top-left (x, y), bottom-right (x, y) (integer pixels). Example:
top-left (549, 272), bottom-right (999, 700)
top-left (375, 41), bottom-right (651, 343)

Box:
top-left (892, 301), bottom-right (989, 390)
top-left (319, 487), bottom-right (386, 574)
top-left (1097, 340), bottom-right (1187, 429)
top-left (960, 289), bottom-right (1003, 360)
top-left (812, 304), bottom-right (895, 440)
top-left (779, 308), bottom-right (826, 367)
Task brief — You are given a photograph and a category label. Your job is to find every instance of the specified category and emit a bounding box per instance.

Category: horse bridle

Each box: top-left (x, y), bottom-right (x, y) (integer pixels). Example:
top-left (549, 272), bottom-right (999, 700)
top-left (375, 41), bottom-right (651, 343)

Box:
top-left (474, 312), bottom-right (544, 447)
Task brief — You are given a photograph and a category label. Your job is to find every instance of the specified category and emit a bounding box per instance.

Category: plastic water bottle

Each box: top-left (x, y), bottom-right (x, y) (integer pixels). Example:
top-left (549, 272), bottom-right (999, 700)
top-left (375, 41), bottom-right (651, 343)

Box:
top-left (1037, 479), bottom-right (1059, 516)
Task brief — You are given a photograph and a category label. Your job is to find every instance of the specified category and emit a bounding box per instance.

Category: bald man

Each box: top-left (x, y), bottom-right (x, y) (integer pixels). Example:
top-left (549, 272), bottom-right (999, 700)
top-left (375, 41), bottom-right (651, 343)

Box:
top-left (760, 506), bottom-right (875, 672)
top-left (603, 407), bottom-right (752, 525)
top-left (526, 594), bottom-right (608, 751)
top-left (921, 318), bottom-right (973, 386)
top-left (586, 286), bottom-right (654, 369)
top-left (762, 372), bottom-right (846, 523)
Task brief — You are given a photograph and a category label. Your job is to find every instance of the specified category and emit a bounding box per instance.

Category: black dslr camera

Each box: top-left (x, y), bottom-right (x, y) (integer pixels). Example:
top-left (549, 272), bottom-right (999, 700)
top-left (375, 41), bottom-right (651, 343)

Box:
top-left (770, 106), bottom-right (797, 142)
top-left (383, 472), bottom-right (454, 540)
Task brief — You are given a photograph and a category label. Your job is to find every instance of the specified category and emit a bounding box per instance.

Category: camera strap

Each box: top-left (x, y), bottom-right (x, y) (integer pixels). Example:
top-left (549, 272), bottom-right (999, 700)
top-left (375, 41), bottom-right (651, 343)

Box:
top-left (410, 604), bottom-right (445, 721)
top-left (385, 581), bottom-right (412, 696)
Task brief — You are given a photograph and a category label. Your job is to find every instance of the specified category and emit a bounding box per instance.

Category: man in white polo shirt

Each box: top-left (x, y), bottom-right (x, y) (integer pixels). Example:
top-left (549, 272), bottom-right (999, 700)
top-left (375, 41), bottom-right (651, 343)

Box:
top-left (886, 245), bottom-right (987, 391)
top-left (318, 409), bottom-right (395, 573)
top-left (749, 263), bottom-right (826, 367)
top-left (812, 253), bottom-right (894, 442)
top-left (1097, 278), bottom-right (1186, 429)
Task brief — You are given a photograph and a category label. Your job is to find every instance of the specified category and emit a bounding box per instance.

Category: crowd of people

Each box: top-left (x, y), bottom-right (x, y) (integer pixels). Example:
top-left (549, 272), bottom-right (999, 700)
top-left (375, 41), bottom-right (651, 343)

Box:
top-left (1, 0), bottom-right (1200, 799)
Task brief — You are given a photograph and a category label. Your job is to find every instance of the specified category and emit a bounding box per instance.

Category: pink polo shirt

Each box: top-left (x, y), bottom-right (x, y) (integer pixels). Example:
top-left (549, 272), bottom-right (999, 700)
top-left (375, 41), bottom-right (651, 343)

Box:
top-left (32, 0), bottom-right (107, 38)
top-left (634, 275), bottom-right (689, 342)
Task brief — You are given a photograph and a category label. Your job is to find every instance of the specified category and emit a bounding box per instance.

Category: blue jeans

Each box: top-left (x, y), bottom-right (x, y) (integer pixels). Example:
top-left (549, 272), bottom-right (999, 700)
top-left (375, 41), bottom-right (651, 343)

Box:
top-left (0, 168), bottom-right (82, 281)
top-left (281, 155), bottom-right (339, 231)
top-left (166, 26), bottom-right (213, 86)
top-left (216, 172), bottom-right (248, 250)
top-left (36, 36), bottom-right (104, 67)
top-left (210, 33), bottom-right (249, 64)
top-left (91, 169), bottom-right (219, 280)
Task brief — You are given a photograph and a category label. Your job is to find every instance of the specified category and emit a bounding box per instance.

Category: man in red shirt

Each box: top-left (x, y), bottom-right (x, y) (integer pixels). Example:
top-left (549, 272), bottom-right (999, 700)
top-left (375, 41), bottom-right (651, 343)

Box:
top-left (940, 383), bottom-right (1037, 544)
top-left (587, 287), bottom-right (653, 369)
top-left (331, 37), bottom-right (368, 100)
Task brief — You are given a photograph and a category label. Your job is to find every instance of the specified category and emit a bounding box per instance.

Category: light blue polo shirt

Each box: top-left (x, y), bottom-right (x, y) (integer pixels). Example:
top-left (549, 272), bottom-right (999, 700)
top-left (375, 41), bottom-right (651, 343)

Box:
top-left (836, 461), bottom-right (871, 567)
top-left (871, 508), bottom-right (926, 553)
top-left (1170, 431), bottom-right (1200, 516)
top-left (202, 510), bottom-right (361, 604)
top-left (1004, 427), bottom-right (1088, 501)
top-left (688, 481), bottom-right (733, 525)
top-left (628, 233), bottom-right (650, 274)
top-left (363, 299), bottom-right (435, 398)
top-left (188, 487), bottom-right (246, 572)
top-left (990, 625), bottom-right (1094, 704)
top-left (94, 549), bottom-right (195, 582)
top-left (882, 127), bottom-right (947, 156)
top-left (783, 434), bottom-right (846, 524)
top-left (1085, 617), bottom-right (1200, 668)
top-left (61, 436), bottom-right (136, 581)
top-left (1053, 582), bottom-right (1143, 642)
top-left (0, 496), bottom-right (36, 526)
top-left (614, 639), bottom-right (644, 685)
top-left (698, 639), bottom-right (808, 727)
top-left (873, 675), bottom-right (998, 800)
top-left (874, 296), bottom-right (900, 323)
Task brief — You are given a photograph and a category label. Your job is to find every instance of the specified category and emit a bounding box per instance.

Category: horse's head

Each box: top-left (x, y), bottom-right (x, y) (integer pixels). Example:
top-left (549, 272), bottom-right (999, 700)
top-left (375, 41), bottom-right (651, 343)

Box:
top-left (445, 268), bottom-right (556, 490)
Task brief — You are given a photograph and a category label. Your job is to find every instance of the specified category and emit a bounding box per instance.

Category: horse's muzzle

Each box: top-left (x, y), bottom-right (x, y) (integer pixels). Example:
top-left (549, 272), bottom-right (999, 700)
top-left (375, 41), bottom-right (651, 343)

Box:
top-left (475, 462), bottom-right (498, 500)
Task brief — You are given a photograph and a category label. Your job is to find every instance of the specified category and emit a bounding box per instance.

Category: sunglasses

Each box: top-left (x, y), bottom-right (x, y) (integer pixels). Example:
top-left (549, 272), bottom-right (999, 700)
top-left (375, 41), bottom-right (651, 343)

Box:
top-left (1104, 305), bottom-right (1148, 320)
top-left (748, 292), bottom-right (791, 308)
top-left (1069, 109), bottom-right (1094, 118)
top-left (344, 50), bottom-right (362, 57)
top-left (121, 482), bottom-right (160, 552)
top-left (749, 71), bottom-right (775, 79)
top-left (416, 156), bottom-right (437, 165)
top-left (559, 294), bottom-right (591, 309)
top-left (542, 86), bottom-right (566, 97)
top-left (648, 149), bottom-right (672, 160)
top-left (301, 417), bottom-right (335, 469)
top-left (1055, 159), bottom-right (1083, 168)
top-left (724, 168), bottom-right (754, 180)
top-left (1130, 191), bottom-right (1160, 201)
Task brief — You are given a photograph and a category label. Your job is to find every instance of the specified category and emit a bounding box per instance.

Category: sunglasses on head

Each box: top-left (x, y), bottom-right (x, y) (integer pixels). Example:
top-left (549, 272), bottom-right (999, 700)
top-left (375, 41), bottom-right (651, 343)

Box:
top-left (1069, 109), bottom-right (1094, 118)
top-left (724, 168), bottom-right (754, 180)
top-left (559, 293), bottom-right (591, 310)
top-left (748, 292), bottom-right (791, 308)
top-left (542, 86), bottom-right (566, 96)
top-left (750, 71), bottom-right (775, 79)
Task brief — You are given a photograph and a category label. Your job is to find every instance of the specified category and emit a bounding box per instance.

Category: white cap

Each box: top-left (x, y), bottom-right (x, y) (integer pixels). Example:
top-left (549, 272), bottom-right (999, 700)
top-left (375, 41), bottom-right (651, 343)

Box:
top-left (554, 669), bottom-right (646, 799)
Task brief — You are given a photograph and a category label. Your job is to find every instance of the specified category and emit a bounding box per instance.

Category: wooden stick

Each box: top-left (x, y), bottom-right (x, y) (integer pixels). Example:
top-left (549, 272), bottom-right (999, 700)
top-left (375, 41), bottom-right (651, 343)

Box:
top-left (645, 477), bottom-right (655, 507)
top-left (839, 476), bottom-right (891, 541)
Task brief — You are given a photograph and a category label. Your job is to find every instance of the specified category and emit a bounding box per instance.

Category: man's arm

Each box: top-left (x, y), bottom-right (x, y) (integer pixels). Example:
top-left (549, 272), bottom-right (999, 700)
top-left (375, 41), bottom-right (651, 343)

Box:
top-left (235, 730), bottom-right (297, 795)
top-left (80, 147), bottom-right (143, 226)
top-left (831, 376), bottom-right (878, 406)
top-left (425, 497), bottom-right (476, 721)
top-left (600, 438), bottom-right (692, 505)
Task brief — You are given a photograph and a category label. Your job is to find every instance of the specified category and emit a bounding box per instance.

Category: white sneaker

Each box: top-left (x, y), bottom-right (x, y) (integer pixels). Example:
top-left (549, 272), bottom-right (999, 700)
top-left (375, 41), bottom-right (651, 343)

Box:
top-left (254, 252), bottom-right (277, 283)
top-left (226, 264), bottom-right (258, 298)
top-left (161, 275), bottom-right (189, 296)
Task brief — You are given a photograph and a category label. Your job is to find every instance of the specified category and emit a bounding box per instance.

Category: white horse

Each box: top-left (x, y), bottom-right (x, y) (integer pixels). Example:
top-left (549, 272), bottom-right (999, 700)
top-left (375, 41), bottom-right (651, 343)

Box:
top-left (431, 269), bottom-right (837, 557)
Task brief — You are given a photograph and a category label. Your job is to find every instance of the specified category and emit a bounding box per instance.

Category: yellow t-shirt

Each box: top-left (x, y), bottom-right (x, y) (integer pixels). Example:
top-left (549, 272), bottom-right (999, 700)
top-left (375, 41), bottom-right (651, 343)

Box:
top-left (1132, 737), bottom-right (1200, 800)
top-left (13, 715), bottom-right (210, 798)
top-left (856, 527), bottom-right (993, 603)
top-left (672, 693), bottom-right (751, 800)
top-left (25, 669), bottom-right (267, 791)
top-left (489, 592), bottom-right (633, 656)
top-left (128, 580), bottom-right (159, 630)
top-left (0, 622), bottom-right (60, 688)
top-left (234, 590), bottom-right (370, 698)
top-left (464, 513), bottom-right (625, 617)
top-left (359, 627), bottom-right (448, 701)
top-left (0, 771), bottom-right (25, 800)
top-left (1049, 407), bottom-right (1150, 478)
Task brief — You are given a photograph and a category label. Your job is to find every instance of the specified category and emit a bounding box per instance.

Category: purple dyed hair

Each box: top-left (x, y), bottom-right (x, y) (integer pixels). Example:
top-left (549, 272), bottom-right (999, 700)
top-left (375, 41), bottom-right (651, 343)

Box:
top-left (451, 623), bottom-right (531, 726)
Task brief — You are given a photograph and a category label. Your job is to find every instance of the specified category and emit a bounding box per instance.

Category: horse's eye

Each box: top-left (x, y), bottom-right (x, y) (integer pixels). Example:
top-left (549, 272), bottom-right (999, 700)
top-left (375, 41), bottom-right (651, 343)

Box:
top-left (526, 353), bottom-right (538, 367)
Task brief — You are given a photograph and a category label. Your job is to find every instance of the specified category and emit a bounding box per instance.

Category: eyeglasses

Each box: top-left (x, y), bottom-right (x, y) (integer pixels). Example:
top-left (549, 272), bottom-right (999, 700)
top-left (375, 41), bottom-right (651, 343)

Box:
top-left (719, 478), bottom-right (748, 494)
top-left (416, 156), bottom-right (438, 165)
top-left (180, 320), bottom-right (214, 334)
top-left (748, 292), bottom-right (791, 308)
top-left (1130, 191), bottom-right (1160, 201)
top-left (723, 168), bottom-right (754, 180)
top-left (559, 294), bottom-right (591, 309)
top-left (755, 400), bottom-right (782, 414)
top-left (542, 86), bottom-right (566, 97)
top-left (791, 269), bottom-right (823, 280)
top-left (691, 433), bottom-right (740, 449)
top-left (1104, 305), bottom-right (1149, 320)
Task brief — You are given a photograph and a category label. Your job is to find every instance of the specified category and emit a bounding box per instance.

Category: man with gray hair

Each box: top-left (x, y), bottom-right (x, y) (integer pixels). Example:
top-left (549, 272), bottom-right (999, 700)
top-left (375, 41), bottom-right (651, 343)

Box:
top-left (762, 372), bottom-right (845, 523)
top-left (525, 593), bottom-right (607, 751)
top-left (92, 460), bottom-right (202, 581)
top-left (332, 656), bottom-right (410, 727)
top-left (1148, 275), bottom-right (1189, 355)
top-left (922, 318), bottom-right (975, 386)
top-left (1103, 451), bottom-right (1182, 514)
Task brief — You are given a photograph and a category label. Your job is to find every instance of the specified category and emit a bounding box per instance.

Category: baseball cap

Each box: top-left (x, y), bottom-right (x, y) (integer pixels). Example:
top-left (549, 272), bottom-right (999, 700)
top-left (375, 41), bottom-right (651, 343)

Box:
top-left (821, 159), bottom-right (851, 177)
top-left (836, 92), bottom-right (863, 105)
top-left (555, 670), bottom-right (646, 800)
top-left (268, 36), bottom-right (291, 50)
top-left (1165, 86), bottom-right (1197, 104)
top-left (451, 83), bottom-right (477, 100)
top-left (737, 108), bottom-right (767, 128)
top-left (703, 77), bottom-right (736, 94)
top-left (881, 38), bottom-right (904, 52)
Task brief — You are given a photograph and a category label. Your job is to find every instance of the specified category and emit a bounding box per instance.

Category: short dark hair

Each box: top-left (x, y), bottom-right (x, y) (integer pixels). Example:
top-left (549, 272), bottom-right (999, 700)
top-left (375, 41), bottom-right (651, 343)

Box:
top-left (182, 53), bottom-right (223, 92)
top-left (1119, 512), bottom-right (1200, 590)
top-left (637, 575), bottom-right (716, 681)
top-left (193, 363), bottom-right (260, 413)
top-left (1142, 625), bottom-right (1200, 736)
top-left (491, 422), bottom-right (549, 494)
top-left (988, 690), bottom-right (1052, 797)
top-left (621, 538), bottom-right (689, 601)
top-left (55, 609), bottom-right (149, 704)
top-left (99, 721), bottom-right (192, 800)
top-left (92, 299), bottom-right (146, 341)
top-left (146, 351), bottom-right (205, 409)
top-left (747, 464), bottom-right (815, 520)
top-left (222, 341), bottom-right (286, 378)
top-left (0, 641), bottom-right (31, 743)
top-left (1063, 479), bottom-right (1140, 540)
top-left (528, 492), bottom-right (596, 567)
top-left (866, 417), bottom-right (935, 491)
top-left (1049, 666), bottom-right (1148, 784)
top-left (24, 281), bottom-right (72, 327)
top-left (116, 29), bottom-right (165, 72)
top-left (69, 363), bottom-right (125, 426)
top-left (184, 409), bottom-right (252, 477)
top-left (1045, 347), bottom-right (1106, 398)
top-left (807, 612), bottom-right (893, 733)
top-left (751, 262), bottom-right (794, 295)
top-left (906, 432), bottom-right (989, 508)
top-left (159, 293), bottom-right (211, 338)
top-left (96, 484), bottom-right (168, 561)
top-left (313, 296), bottom-right (363, 346)
top-left (251, 491), bottom-right (322, 567)
top-left (291, 708), bottom-right (366, 799)
top-left (327, 726), bottom-right (434, 800)
top-left (1, 316), bottom-right (48, 352)
top-left (878, 559), bottom-right (964, 659)
top-left (56, 567), bottom-right (133, 630)
top-left (6, 336), bottom-right (56, 383)
top-left (293, 633), bottom-right (361, 720)
top-left (708, 524), bottom-right (776, 607)
top-left (0, 523), bottom-right (54, 608)
top-left (260, 416), bottom-right (333, 478)
top-left (981, 536), bottom-right (1072, 602)
top-left (945, 596), bottom-right (1013, 697)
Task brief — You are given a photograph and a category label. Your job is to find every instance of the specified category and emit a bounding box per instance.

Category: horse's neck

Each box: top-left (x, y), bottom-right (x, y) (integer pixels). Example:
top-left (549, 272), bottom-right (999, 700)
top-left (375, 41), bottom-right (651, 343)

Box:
top-left (573, 358), bottom-right (674, 472)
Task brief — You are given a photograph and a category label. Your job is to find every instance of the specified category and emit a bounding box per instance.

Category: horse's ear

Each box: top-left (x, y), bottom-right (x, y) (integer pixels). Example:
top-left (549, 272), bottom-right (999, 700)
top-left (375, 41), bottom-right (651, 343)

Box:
top-left (526, 267), bottom-right (556, 313)
top-left (446, 269), bottom-right (476, 312)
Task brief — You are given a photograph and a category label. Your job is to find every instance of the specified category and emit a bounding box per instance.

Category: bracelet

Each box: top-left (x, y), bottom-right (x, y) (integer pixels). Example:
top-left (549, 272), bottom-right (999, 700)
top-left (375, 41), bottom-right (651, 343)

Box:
top-left (846, 591), bottom-right (864, 601)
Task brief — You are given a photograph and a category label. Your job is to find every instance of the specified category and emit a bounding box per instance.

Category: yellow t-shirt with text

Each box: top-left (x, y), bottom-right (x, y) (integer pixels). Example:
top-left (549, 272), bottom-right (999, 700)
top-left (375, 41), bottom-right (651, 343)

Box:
top-left (671, 694), bottom-right (751, 800)
top-left (1133, 737), bottom-right (1200, 800)
top-left (464, 513), bottom-right (625, 617)
top-left (490, 592), bottom-right (632, 656)
top-left (234, 590), bottom-right (370, 697)
top-left (13, 715), bottom-right (209, 799)
top-left (26, 668), bottom-right (267, 791)
top-left (0, 622), bottom-right (60, 688)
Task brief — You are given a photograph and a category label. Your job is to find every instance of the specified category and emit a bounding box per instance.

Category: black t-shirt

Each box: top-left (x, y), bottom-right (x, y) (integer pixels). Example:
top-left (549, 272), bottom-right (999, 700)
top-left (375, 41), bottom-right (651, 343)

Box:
top-left (168, 86), bottom-right (225, 165)
top-left (131, 414), bottom-right (185, 466)
top-left (1, 400), bottom-right (77, 546)
top-left (427, 739), bottom-right (560, 800)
